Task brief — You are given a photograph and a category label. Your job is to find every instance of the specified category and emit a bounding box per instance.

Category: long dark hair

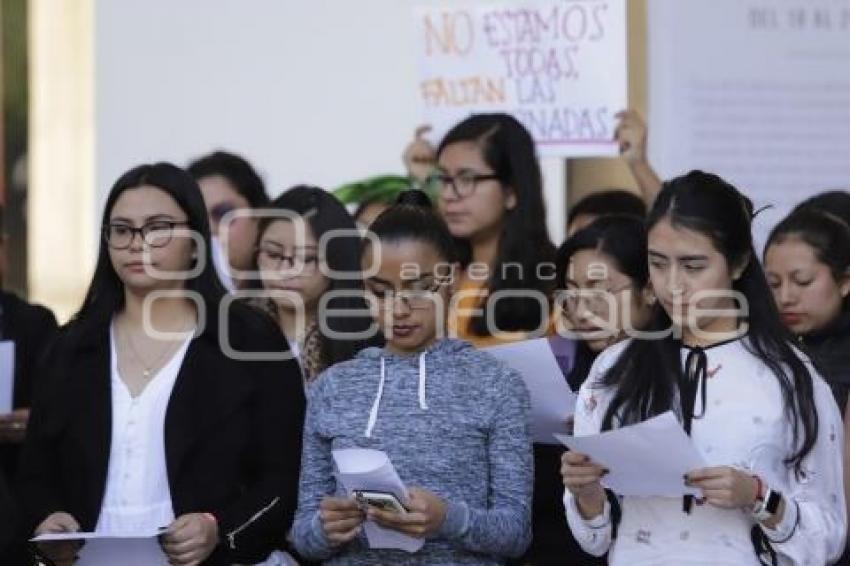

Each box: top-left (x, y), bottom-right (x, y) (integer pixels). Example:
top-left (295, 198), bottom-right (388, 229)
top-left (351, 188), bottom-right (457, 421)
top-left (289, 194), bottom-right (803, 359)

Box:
top-left (437, 113), bottom-right (556, 336)
top-left (251, 185), bottom-right (375, 367)
top-left (599, 171), bottom-right (818, 472)
top-left (765, 207), bottom-right (850, 312)
top-left (71, 162), bottom-right (227, 335)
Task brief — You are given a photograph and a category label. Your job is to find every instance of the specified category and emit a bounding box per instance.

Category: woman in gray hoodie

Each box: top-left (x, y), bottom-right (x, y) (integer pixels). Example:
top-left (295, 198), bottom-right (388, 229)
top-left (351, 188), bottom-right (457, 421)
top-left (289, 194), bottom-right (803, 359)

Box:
top-left (291, 191), bottom-right (533, 564)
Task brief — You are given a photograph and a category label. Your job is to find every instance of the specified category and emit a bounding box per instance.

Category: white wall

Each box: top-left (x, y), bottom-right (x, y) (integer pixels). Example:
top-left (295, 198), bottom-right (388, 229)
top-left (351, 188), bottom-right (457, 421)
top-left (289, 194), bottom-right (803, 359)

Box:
top-left (94, 0), bottom-right (566, 242)
top-left (647, 1), bottom-right (850, 249)
top-left (96, 0), bottom-right (423, 197)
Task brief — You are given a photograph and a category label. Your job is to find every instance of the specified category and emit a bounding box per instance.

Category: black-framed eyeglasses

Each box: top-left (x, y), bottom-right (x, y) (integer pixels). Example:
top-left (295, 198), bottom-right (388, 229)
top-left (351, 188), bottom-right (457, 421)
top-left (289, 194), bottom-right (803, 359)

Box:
top-left (104, 221), bottom-right (191, 250)
top-left (427, 172), bottom-right (500, 199)
top-left (256, 245), bottom-right (320, 272)
top-left (366, 278), bottom-right (447, 310)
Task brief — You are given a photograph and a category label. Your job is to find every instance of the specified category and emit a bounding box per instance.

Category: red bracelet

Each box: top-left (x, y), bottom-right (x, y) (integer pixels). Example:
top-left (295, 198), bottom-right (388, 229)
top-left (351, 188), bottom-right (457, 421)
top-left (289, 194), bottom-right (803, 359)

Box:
top-left (751, 474), bottom-right (764, 503)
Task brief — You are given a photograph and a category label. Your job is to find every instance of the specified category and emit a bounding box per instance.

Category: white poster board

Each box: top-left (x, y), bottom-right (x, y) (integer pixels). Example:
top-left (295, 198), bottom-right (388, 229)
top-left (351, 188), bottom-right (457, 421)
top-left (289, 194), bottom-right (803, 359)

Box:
top-left (415, 0), bottom-right (627, 157)
top-left (648, 2), bottom-right (850, 249)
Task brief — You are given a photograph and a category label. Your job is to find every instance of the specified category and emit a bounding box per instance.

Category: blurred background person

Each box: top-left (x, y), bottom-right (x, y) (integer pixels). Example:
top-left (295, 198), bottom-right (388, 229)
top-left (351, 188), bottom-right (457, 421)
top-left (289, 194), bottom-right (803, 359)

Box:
top-left (188, 150), bottom-right (270, 291)
top-left (565, 190), bottom-right (647, 237)
top-left (0, 203), bottom-right (58, 480)
top-left (246, 185), bottom-right (377, 383)
top-left (432, 113), bottom-right (556, 347)
top-left (763, 206), bottom-right (850, 562)
top-left (522, 215), bottom-right (653, 565)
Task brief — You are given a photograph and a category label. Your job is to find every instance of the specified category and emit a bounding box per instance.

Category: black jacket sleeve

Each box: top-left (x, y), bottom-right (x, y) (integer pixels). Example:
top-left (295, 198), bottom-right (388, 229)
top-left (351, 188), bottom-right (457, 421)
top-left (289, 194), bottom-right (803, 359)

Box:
top-left (211, 306), bottom-right (306, 563)
top-left (11, 298), bottom-right (59, 409)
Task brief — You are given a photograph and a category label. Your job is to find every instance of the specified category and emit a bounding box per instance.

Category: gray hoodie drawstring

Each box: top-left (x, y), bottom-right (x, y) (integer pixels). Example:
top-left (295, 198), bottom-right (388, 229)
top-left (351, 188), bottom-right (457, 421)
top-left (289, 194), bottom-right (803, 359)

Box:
top-left (364, 353), bottom-right (428, 438)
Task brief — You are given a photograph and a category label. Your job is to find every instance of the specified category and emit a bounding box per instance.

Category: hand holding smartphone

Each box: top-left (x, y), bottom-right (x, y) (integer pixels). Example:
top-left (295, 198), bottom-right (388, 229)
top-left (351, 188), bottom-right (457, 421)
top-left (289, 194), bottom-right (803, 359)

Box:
top-left (354, 490), bottom-right (408, 514)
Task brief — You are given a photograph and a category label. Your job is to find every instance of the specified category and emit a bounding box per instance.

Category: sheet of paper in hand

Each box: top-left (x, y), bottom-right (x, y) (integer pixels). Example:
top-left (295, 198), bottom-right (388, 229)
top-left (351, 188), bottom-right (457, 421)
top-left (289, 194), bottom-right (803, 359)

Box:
top-left (31, 531), bottom-right (167, 565)
top-left (555, 411), bottom-right (707, 497)
top-left (332, 448), bottom-right (424, 553)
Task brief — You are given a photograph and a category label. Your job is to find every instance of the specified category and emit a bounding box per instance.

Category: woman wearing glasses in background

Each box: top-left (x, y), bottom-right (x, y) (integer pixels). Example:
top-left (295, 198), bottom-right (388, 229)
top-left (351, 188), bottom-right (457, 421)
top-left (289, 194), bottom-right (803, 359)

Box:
top-left (428, 113), bottom-right (556, 347)
top-left (19, 163), bottom-right (305, 566)
top-left (246, 185), bottom-right (377, 384)
top-left (524, 215), bottom-right (654, 564)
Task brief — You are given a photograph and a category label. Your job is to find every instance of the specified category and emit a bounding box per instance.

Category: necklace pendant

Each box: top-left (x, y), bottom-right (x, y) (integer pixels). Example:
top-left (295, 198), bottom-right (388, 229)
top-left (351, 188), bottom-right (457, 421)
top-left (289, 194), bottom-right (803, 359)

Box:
top-left (143, 369), bottom-right (151, 379)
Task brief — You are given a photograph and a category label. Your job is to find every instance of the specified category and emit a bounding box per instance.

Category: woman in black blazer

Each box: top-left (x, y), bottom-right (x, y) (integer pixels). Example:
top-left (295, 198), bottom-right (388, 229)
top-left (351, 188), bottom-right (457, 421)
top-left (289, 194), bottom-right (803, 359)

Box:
top-left (19, 163), bottom-right (305, 566)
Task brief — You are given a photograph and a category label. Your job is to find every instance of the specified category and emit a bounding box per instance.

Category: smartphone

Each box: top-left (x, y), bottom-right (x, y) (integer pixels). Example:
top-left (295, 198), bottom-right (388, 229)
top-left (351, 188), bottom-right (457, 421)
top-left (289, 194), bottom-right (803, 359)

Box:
top-left (354, 490), bottom-right (408, 514)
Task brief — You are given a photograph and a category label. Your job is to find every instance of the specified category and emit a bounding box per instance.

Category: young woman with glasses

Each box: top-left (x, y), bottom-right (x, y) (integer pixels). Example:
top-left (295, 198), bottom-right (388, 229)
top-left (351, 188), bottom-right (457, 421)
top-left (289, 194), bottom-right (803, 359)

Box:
top-left (19, 163), bottom-right (305, 566)
top-left (291, 190), bottom-right (533, 564)
top-left (246, 185), bottom-right (376, 384)
top-left (428, 113), bottom-right (556, 347)
top-left (522, 215), bottom-right (654, 565)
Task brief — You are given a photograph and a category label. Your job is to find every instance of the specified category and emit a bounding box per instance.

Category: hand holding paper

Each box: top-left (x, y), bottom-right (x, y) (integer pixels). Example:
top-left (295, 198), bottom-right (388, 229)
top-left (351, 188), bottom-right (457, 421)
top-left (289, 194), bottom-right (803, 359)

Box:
top-left (555, 411), bottom-right (707, 497)
top-left (32, 512), bottom-right (83, 566)
top-left (685, 466), bottom-right (762, 509)
top-left (332, 448), bottom-right (424, 553)
top-left (560, 450), bottom-right (608, 518)
top-left (160, 513), bottom-right (218, 565)
top-left (319, 496), bottom-right (365, 547)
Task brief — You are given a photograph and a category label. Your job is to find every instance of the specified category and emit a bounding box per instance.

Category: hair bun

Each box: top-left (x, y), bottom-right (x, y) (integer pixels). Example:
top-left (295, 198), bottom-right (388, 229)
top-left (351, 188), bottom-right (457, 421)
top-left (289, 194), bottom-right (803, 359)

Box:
top-left (395, 189), bottom-right (433, 209)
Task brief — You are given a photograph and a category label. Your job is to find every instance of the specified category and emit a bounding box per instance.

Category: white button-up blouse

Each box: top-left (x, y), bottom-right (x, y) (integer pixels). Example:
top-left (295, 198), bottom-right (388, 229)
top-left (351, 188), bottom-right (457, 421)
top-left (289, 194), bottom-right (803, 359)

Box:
top-left (95, 323), bottom-right (192, 536)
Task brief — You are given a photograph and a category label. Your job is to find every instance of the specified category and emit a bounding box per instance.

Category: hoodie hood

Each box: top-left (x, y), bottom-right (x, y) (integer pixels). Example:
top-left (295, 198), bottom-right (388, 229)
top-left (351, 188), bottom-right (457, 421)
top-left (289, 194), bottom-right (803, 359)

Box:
top-left (361, 338), bottom-right (473, 438)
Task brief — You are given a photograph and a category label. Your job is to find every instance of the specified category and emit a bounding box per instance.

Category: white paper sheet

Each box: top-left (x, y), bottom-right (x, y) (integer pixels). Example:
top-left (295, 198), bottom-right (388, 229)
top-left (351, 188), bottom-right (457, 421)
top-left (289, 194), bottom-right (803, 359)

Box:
top-left (31, 532), bottom-right (167, 565)
top-left (0, 341), bottom-right (15, 414)
top-left (484, 338), bottom-right (577, 444)
top-left (554, 411), bottom-right (707, 497)
top-left (332, 448), bottom-right (424, 553)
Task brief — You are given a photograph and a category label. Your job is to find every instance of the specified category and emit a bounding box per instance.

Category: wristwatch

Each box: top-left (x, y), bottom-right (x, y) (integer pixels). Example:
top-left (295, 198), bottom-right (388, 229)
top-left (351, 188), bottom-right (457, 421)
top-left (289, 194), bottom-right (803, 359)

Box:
top-left (752, 482), bottom-right (782, 522)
